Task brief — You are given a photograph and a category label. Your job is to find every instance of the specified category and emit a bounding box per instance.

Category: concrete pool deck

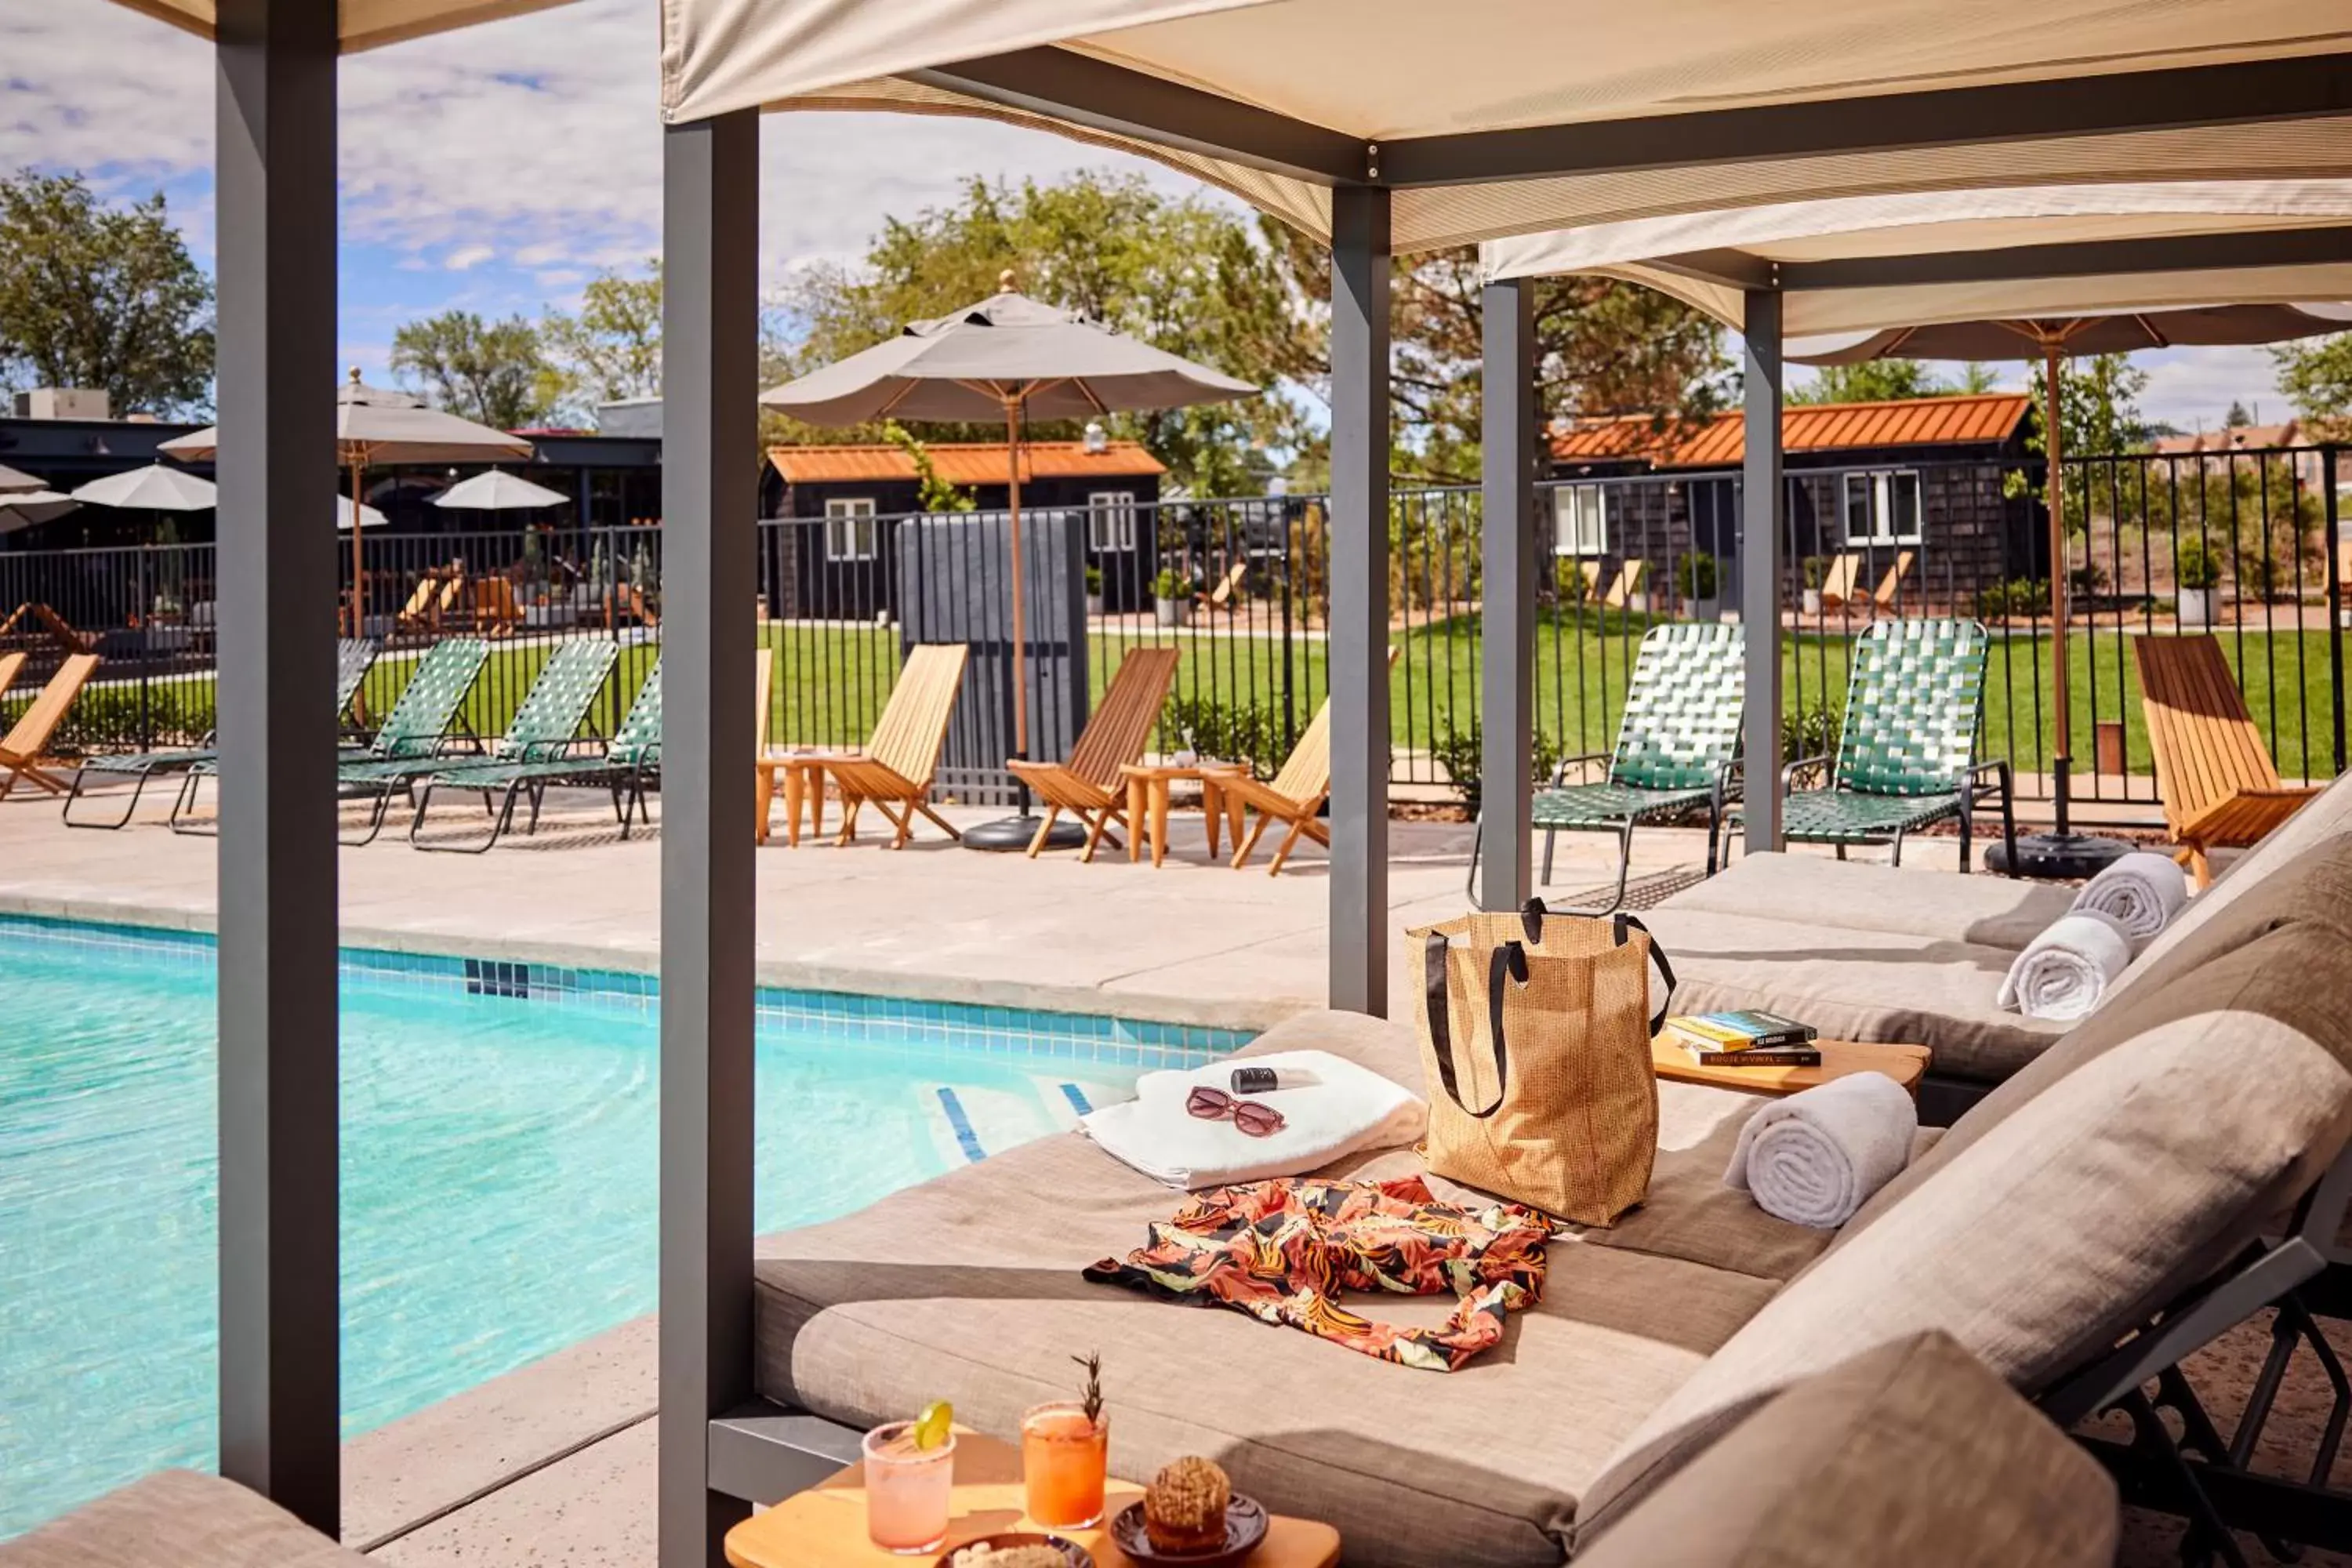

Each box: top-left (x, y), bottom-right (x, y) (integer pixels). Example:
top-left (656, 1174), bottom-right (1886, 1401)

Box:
top-left (2, 784), bottom-right (1992, 1559)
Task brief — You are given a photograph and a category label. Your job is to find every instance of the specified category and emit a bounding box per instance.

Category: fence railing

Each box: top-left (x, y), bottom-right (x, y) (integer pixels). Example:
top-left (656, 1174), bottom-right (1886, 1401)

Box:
top-left (2, 446), bottom-right (2341, 814)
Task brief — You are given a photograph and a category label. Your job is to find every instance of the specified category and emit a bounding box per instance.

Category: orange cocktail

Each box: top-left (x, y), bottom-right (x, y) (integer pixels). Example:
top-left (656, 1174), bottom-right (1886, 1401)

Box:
top-left (1021, 1401), bottom-right (1109, 1529)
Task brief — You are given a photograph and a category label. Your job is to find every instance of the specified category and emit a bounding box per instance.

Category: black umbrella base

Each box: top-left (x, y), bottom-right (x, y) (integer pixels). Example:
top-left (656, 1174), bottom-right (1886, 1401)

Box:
top-left (963, 813), bottom-right (1088, 853)
top-left (1985, 830), bottom-right (2134, 881)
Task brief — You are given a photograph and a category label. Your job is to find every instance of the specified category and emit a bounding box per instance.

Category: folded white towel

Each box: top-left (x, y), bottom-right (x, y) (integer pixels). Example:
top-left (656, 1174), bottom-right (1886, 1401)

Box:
top-left (1080, 1049), bottom-right (1426, 1189)
top-left (1725, 1073), bottom-right (1918, 1229)
top-left (1997, 909), bottom-right (2136, 1020)
top-left (2070, 851), bottom-right (2190, 945)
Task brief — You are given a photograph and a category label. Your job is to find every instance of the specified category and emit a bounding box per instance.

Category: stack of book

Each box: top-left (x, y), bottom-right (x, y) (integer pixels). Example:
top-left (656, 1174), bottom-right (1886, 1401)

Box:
top-left (1662, 1010), bottom-right (1821, 1067)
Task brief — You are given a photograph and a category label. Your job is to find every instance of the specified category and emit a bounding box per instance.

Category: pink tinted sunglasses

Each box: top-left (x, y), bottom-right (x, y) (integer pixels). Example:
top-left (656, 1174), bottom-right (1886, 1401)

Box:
top-left (1186, 1085), bottom-right (1287, 1138)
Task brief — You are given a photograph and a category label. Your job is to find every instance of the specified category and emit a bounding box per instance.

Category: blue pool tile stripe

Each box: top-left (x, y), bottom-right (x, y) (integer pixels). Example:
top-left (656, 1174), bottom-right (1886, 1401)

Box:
top-left (1059, 1083), bottom-right (1093, 1116)
top-left (935, 1087), bottom-right (985, 1163)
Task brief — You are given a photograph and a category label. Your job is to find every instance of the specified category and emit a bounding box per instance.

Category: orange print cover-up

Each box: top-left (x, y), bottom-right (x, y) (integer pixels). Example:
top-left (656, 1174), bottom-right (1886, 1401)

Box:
top-left (1081, 1175), bottom-right (1549, 1372)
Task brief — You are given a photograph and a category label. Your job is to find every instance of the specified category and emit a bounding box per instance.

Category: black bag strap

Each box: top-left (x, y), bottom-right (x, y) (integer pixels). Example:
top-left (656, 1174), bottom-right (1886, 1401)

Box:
top-left (1615, 912), bottom-right (1677, 1036)
top-left (1421, 928), bottom-right (1519, 1120)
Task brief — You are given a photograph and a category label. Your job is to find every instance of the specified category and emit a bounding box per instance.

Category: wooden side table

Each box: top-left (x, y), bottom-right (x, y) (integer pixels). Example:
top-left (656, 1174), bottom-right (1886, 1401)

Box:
top-left (1119, 764), bottom-right (1242, 868)
top-left (1652, 1037), bottom-right (1930, 1099)
top-left (723, 1431), bottom-right (1341, 1568)
top-left (757, 753), bottom-right (841, 846)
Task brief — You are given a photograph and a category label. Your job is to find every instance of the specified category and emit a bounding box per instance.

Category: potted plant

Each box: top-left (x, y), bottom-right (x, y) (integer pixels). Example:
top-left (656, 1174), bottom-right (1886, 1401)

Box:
top-left (1084, 564), bottom-right (1105, 618)
top-left (1800, 555), bottom-right (1827, 616)
top-left (2174, 536), bottom-right (2223, 627)
top-left (1153, 567), bottom-right (1190, 627)
top-left (1679, 551), bottom-right (1721, 622)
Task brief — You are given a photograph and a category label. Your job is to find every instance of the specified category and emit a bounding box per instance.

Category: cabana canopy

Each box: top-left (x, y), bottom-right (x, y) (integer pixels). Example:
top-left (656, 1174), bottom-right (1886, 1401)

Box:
top-left (661, 0), bottom-right (2352, 250)
top-left (107, 0), bottom-right (577, 50)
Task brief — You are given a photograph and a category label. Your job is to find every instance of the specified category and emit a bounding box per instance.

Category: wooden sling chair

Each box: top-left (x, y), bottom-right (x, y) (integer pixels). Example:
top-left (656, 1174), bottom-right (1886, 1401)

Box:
top-left (1872, 549), bottom-right (1916, 612)
top-left (1004, 646), bottom-right (1180, 859)
top-left (1816, 553), bottom-right (1863, 611)
top-left (0, 653), bottom-right (100, 800)
top-left (768, 643), bottom-right (970, 849)
top-left (0, 651), bottom-right (25, 704)
top-left (1602, 557), bottom-right (1646, 610)
top-left (1215, 647), bottom-right (1398, 876)
top-left (2134, 633), bottom-right (2319, 887)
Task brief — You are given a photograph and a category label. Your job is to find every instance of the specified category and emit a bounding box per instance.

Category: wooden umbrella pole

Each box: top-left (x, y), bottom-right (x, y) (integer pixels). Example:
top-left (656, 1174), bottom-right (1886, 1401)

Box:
top-left (2045, 343), bottom-right (2071, 836)
top-left (350, 459), bottom-right (366, 638)
top-left (1004, 397), bottom-right (1029, 759)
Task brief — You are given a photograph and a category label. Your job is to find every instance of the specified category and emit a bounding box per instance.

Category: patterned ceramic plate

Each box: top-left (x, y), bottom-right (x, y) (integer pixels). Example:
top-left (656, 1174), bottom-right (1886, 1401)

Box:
top-left (933, 1530), bottom-right (1093, 1568)
top-left (1107, 1496), bottom-right (1270, 1566)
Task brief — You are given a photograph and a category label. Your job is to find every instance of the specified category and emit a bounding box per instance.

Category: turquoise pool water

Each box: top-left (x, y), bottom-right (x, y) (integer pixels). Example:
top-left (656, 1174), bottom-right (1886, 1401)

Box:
top-left (0, 916), bottom-right (1243, 1537)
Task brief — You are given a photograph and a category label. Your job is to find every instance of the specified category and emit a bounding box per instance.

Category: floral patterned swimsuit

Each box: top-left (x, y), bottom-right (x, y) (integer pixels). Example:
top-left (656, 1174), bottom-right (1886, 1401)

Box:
top-left (1082, 1175), bottom-right (1549, 1371)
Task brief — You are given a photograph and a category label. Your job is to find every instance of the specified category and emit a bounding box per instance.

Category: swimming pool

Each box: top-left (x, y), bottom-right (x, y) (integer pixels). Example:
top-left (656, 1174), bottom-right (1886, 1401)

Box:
top-left (0, 915), bottom-right (1246, 1537)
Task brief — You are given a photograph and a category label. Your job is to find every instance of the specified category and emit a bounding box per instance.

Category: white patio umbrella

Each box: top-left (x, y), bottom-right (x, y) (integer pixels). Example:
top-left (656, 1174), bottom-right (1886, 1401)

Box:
top-left (163, 368), bottom-right (533, 633)
top-left (0, 462), bottom-right (47, 493)
top-left (431, 470), bottom-right (570, 511)
top-left (0, 489), bottom-right (78, 535)
top-left (760, 274), bottom-right (1254, 849)
top-left (70, 463), bottom-right (219, 511)
top-left (336, 495), bottom-right (390, 530)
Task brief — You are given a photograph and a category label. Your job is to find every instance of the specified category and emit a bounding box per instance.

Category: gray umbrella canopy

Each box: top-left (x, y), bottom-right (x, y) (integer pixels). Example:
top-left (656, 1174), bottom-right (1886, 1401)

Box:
top-left (760, 283), bottom-right (1256, 423)
top-left (0, 462), bottom-right (47, 493)
top-left (1790, 302), bottom-right (2352, 365)
top-left (70, 463), bottom-right (219, 511)
top-left (432, 470), bottom-right (570, 510)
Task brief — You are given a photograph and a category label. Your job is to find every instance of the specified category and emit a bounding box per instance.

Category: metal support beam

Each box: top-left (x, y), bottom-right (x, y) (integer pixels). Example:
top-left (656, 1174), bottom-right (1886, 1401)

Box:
top-left (660, 108), bottom-right (760, 1568)
top-left (1779, 223), bottom-right (2352, 292)
top-left (1478, 278), bottom-right (1537, 911)
top-left (1327, 185), bottom-right (1391, 1014)
top-left (212, 0), bottom-right (340, 1534)
top-left (1740, 289), bottom-right (1785, 858)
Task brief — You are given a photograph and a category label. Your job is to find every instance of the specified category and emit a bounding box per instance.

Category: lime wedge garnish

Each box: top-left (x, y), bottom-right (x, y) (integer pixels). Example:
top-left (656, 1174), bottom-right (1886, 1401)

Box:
top-left (912, 1400), bottom-right (953, 1450)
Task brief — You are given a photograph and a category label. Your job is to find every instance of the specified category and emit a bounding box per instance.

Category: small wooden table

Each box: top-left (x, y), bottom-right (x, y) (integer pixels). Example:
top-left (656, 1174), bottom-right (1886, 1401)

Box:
top-left (723, 1431), bottom-right (1341, 1568)
top-left (1652, 1036), bottom-right (1930, 1099)
top-left (1120, 764), bottom-right (1242, 868)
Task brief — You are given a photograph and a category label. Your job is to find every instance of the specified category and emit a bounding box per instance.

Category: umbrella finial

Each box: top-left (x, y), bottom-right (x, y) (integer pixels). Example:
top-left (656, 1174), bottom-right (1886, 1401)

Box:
top-left (348, 365), bottom-right (363, 384)
top-left (998, 267), bottom-right (1017, 293)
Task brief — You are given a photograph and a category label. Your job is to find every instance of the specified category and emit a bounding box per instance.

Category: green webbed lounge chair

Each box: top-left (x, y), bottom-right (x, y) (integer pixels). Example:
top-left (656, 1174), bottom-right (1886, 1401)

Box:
top-left (408, 654), bottom-right (661, 853)
top-left (1469, 622), bottom-right (1746, 909)
top-left (65, 639), bottom-right (380, 830)
top-left (1746, 616), bottom-right (2016, 872)
top-left (339, 638), bottom-right (613, 844)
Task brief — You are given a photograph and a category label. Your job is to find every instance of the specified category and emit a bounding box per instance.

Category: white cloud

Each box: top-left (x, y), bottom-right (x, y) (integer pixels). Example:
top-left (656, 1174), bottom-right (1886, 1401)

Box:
top-left (2138, 344), bottom-right (2289, 435)
top-left (444, 243), bottom-right (496, 271)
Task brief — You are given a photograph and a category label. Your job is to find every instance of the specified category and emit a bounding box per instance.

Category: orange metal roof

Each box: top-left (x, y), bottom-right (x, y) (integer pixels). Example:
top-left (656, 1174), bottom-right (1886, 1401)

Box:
top-left (1552, 394), bottom-right (2031, 470)
top-left (768, 441), bottom-right (1166, 485)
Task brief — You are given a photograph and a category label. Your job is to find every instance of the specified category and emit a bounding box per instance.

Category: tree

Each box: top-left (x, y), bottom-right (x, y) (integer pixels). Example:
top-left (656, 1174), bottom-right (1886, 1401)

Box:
top-left (2223, 397), bottom-right (2254, 430)
top-left (1789, 358), bottom-right (2001, 405)
top-left (2023, 352), bottom-right (2151, 531)
top-left (541, 261), bottom-right (664, 419)
top-left (0, 169), bottom-right (214, 417)
top-left (2271, 333), bottom-right (2352, 437)
top-left (390, 310), bottom-right (555, 429)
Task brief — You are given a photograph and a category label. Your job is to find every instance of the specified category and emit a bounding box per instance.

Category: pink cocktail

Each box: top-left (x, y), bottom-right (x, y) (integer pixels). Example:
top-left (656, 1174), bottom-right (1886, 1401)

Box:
top-left (862, 1421), bottom-right (956, 1554)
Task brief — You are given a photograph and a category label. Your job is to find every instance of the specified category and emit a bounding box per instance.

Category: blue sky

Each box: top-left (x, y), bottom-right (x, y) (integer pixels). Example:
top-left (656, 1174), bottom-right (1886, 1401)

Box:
top-left (0, 0), bottom-right (2308, 435)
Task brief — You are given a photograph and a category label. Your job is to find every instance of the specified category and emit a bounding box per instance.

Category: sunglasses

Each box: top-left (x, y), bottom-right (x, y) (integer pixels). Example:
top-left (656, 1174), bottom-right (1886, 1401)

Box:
top-left (1186, 1085), bottom-right (1287, 1138)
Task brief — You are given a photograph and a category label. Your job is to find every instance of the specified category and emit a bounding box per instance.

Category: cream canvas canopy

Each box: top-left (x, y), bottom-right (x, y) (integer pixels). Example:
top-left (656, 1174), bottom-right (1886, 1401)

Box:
top-left (109, 0), bottom-right (576, 50)
top-left (659, 0), bottom-right (2352, 250)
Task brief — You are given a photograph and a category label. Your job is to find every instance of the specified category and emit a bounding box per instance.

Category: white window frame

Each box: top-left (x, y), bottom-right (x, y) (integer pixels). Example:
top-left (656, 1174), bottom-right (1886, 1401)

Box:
top-left (1551, 483), bottom-right (1608, 557)
top-left (1841, 470), bottom-right (1924, 546)
top-left (1087, 490), bottom-right (1138, 552)
top-left (823, 496), bottom-right (877, 561)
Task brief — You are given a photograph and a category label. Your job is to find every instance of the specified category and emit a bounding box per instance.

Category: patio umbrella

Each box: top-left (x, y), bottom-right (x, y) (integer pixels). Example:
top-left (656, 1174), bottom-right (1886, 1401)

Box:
top-left (1791, 303), bottom-right (2352, 877)
top-left (430, 470), bottom-right (569, 511)
top-left (0, 462), bottom-right (47, 493)
top-left (162, 368), bottom-right (533, 633)
top-left (336, 495), bottom-right (390, 531)
top-left (0, 489), bottom-right (78, 535)
top-left (760, 273), bottom-right (1255, 850)
top-left (70, 463), bottom-right (219, 511)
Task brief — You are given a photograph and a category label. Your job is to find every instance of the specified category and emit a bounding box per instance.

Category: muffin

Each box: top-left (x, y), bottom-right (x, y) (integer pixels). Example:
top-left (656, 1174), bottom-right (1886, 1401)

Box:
top-left (1142, 1456), bottom-right (1230, 1554)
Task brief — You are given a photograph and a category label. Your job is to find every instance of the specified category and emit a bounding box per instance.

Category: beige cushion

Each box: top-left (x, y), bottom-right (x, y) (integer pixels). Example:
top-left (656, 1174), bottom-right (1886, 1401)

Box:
top-left (1663, 851), bottom-right (2078, 950)
top-left (0, 1471), bottom-right (367, 1567)
top-left (1574, 898), bottom-right (2352, 1540)
top-left (1638, 906), bottom-right (2065, 1083)
top-left (1573, 1334), bottom-right (2117, 1568)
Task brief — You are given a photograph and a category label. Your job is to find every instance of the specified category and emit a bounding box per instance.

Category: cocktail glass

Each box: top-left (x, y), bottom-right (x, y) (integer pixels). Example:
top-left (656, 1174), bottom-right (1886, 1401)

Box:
top-left (863, 1420), bottom-right (956, 1554)
top-left (1022, 1400), bottom-right (1109, 1530)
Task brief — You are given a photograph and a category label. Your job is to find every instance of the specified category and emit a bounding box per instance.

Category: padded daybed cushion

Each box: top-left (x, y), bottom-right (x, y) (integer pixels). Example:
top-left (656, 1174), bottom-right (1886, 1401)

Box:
top-left (754, 1009), bottom-right (1821, 1568)
top-left (0, 1471), bottom-right (368, 1568)
top-left (1573, 1333), bottom-right (2118, 1568)
top-left (1661, 851), bottom-right (2076, 950)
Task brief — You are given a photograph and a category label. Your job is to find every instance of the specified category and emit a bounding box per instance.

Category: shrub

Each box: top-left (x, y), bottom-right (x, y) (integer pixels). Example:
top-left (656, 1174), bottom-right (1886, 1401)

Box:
top-left (1428, 717), bottom-right (1566, 815)
top-left (1083, 564), bottom-right (1103, 594)
top-left (1976, 577), bottom-right (2049, 622)
top-left (45, 682), bottom-right (216, 753)
top-left (1163, 693), bottom-right (1283, 777)
top-left (1152, 568), bottom-right (1189, 601)
top-left (2173, 535), bottom-right (2223, 590)
top-left (1783, 701), bottom-right (1842, 767)
top-left (1553, 557), bottom-right (1590, 604)
top-left (1801, 555), bottom-right (1828, 590)
top-left (1678, 551), bottom-right (1719, 601)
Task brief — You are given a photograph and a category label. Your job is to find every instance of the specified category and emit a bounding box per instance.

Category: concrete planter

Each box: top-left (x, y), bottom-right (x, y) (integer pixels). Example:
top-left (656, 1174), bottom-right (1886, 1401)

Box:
top-left (2176, 587), bottom-right (2220, 628)
top-left (1086, 593), bottom-right (1105, 618)
top-left (1156, 596), bottom-right (1190, 628)
top-left (1689, 596), bottom-right (1722, 622)
top-left (1801, 588), bottom-right (1823, 615)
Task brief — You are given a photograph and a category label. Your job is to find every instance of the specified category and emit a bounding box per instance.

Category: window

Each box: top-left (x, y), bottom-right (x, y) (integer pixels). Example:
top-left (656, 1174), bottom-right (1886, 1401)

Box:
top-left (1552, 484), bottom-right (1608, 556)
top-left (823, 496), bottom-right (877, 561)
top-left (1841, 470), bottom-right (1923, 545)
top-left (1087, 491), bottom-right (1138, 551)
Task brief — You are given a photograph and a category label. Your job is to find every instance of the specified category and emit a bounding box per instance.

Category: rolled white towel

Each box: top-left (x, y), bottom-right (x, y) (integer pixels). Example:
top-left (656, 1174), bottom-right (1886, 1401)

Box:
top-left (1997, 909), bottom-right (2136, 1020)
top-left (2070, 851), bottom-right (2190, 945)
top-left (1725, 1073), bottom-right (1918, 1229)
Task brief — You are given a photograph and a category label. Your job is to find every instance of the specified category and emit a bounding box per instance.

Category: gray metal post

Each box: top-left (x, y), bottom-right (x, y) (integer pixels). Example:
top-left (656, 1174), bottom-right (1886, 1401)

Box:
top-left (660, 109), bottom-right (760, 1568)
top-left (212, 0), bottom-right (340, 1534)
top-left (1740, 289), bottom-right (1785, 856)
top-left (1479, 278), bottom-right (1537, 910)
top-left (1327, 186), bottom-right (1392, 1014)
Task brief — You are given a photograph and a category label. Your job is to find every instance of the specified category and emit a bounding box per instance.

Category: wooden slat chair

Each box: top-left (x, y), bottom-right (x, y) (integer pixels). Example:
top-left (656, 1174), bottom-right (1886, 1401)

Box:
top-left (397, 568), bottom-right (463, 632)
top-left (1494, 622), bottom-right (1746, 909)
top-left (1872, 549), bottom-right (1916, 612)
top-left (1815, 553), bottom-right (1863, 611)
top-left (1005, 646), bottom-right (1181, 858)
top-left (783, 644), bottom-right (970, 849)
top-left (1217, 647), bottom-right (1399, 876)
top-left (0, 652), bottom-right (100, 800)
top-left (2134, 633), bottom-right (2319, 887)
top-left (1742, 617), bottom-right (2016, 872)
top-left (0, 650), bottom-right (25, 703)
top-left (1602, 557), bottom-right (1646, 611)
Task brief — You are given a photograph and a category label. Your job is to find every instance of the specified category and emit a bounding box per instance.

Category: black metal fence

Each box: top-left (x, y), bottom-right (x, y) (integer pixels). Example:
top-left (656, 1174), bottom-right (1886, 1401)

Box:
top-left (3, 447), bottom-right (2342, 813)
